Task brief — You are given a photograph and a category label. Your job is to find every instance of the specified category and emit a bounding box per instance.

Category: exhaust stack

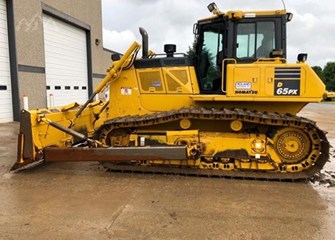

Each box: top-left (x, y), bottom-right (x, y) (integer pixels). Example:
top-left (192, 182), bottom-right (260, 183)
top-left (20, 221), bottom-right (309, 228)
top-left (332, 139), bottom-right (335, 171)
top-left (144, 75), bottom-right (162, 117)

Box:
top-left (139, 27), bottom-right (149, 58)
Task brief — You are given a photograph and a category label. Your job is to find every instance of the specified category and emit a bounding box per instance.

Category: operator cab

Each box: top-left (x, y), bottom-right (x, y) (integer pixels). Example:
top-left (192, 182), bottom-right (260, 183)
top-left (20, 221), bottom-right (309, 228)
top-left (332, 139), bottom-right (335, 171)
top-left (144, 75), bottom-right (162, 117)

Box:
top-left (194, 3), bottom-right (291, 93)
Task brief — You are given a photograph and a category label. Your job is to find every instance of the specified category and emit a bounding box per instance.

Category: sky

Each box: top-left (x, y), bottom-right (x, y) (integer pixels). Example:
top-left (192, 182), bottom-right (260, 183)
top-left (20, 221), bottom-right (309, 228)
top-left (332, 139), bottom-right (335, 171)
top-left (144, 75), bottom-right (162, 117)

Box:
top-left (102, 0), bottom-right (335, 67)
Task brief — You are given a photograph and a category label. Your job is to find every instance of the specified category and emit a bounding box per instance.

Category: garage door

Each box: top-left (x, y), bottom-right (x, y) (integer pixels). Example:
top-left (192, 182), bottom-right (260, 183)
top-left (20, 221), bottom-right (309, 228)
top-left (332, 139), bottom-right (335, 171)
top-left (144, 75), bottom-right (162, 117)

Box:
top-left (0, 0), bottom-right (13, 123)
top-left (43, 14), bottom-right (88, 108)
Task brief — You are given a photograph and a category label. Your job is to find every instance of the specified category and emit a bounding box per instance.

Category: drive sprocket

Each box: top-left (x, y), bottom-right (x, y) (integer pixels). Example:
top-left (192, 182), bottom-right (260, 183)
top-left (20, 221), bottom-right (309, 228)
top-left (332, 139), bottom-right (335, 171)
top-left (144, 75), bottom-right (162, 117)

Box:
top-left (273, 127), bottom-right (311, 163)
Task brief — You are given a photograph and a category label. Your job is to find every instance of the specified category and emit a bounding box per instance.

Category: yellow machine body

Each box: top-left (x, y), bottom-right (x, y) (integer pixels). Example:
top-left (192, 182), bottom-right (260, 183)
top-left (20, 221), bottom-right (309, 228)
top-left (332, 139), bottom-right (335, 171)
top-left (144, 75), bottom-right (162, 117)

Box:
top-left (108, 60), bottom-right (325, 117)
top-left (13, 8), bottom-right (330, 180)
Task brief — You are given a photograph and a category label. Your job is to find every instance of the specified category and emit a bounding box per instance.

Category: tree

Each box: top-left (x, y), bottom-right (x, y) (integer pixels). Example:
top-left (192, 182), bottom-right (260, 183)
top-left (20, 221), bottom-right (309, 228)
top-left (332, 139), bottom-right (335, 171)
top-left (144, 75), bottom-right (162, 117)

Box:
top-left (312, 66), bottom-right (324, 81)
top-left (186, 46), bottom-right (196, 58)
top-left (186, 40), bottom-right (197, 57)
top-left (323, 62), bottom-right (335, 91)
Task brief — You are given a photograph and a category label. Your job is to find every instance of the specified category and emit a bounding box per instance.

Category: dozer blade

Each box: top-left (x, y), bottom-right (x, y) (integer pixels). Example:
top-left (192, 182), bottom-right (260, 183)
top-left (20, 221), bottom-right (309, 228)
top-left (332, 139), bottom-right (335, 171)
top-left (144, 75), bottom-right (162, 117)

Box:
top-left (44, 146), bottom-right (188, 162)
top-left (12, 104), bottom-right (108, 171)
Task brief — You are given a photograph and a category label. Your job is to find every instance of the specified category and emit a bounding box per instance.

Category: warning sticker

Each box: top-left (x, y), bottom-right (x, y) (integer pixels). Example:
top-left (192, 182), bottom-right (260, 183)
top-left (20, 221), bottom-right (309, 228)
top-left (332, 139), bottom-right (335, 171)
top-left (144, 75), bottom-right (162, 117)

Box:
top-left (121, 87), bottom-right (132, 95)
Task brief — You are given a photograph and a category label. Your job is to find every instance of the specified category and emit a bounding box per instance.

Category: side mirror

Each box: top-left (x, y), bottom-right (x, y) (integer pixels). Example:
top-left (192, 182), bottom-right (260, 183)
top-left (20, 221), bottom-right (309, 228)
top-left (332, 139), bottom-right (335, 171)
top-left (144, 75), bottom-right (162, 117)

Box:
top-left (193, 23), bottom-right (199, 35)
top-left (111, 53), bottom-right (121, 61)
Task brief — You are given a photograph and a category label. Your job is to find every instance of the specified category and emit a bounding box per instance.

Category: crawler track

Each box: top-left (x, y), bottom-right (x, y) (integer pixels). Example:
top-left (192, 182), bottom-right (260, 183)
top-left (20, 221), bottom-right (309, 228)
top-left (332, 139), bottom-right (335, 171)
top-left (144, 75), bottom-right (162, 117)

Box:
top-left (98, 107), bottom-right (330, 181)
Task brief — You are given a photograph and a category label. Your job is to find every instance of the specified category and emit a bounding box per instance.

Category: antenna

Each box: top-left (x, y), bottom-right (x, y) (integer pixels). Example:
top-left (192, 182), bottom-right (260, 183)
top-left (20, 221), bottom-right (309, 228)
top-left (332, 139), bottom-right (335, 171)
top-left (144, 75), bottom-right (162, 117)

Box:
top-left (281, 0), bottom-right (286, 10)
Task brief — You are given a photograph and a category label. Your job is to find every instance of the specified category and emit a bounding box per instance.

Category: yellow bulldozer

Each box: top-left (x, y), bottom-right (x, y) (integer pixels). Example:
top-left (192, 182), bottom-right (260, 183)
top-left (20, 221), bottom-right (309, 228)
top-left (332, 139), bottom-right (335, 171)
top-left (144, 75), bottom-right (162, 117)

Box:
top-left (12, 3), bottom-right (331, 180)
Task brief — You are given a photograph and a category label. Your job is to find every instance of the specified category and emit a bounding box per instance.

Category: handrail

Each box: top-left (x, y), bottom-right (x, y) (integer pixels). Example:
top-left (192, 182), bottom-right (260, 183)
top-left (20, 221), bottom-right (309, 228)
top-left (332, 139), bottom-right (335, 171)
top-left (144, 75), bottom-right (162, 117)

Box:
top-left (221, 58), bottom-right (237, 93)
top-left (255, 57), bottom-right (287, 63)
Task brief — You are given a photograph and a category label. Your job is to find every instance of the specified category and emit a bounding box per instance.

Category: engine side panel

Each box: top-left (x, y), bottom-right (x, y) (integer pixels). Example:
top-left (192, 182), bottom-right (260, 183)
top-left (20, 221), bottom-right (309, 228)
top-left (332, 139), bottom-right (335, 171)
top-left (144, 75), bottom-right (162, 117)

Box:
top-left (226, 62), bottom-right (325, 101)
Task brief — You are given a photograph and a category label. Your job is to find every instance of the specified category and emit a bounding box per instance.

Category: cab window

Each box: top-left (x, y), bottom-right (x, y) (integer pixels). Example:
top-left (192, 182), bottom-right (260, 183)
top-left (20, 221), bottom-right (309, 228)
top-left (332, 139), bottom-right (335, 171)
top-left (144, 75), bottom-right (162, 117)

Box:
top-left (236, 21), bottom-right (275, 59)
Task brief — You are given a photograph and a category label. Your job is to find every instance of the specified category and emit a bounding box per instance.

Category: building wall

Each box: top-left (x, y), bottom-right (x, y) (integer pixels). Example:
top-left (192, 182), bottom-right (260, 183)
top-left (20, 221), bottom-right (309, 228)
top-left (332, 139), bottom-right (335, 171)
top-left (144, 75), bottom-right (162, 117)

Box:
top-left (12, 0), bottom-right (111, 111)
top-left (42, 0), bottom-right (110, 75)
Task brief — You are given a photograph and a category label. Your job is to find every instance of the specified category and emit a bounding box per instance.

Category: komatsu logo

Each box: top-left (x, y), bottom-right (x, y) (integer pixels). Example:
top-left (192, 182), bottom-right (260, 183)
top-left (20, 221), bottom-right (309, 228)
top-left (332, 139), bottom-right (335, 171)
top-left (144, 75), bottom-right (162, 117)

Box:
top-left (274, 80), bottom-right (300, 96)
top-left (235, 90), bottom-right (258, 95)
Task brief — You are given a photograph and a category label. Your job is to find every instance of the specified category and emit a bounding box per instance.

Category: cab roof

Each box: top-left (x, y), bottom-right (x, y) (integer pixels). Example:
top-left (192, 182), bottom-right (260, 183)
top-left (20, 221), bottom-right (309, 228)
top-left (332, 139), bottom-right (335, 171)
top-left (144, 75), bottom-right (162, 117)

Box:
top-left (198, 9), bottom-right (287, 22)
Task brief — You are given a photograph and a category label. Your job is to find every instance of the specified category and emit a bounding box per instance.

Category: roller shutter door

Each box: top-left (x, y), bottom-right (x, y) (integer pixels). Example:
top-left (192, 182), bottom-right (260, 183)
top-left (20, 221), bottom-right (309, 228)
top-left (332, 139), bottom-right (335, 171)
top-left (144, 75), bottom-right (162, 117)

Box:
top-left (0, 0), bottom-right (13, 123)
top-left (43, 14), bottom-right (88, 107)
